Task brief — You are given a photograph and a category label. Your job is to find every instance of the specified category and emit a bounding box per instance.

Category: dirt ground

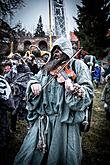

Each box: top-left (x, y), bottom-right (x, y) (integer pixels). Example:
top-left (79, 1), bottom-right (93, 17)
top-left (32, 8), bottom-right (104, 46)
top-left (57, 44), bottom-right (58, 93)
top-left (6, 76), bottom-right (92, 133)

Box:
top-left (2, 84), bottom-right (110, 165)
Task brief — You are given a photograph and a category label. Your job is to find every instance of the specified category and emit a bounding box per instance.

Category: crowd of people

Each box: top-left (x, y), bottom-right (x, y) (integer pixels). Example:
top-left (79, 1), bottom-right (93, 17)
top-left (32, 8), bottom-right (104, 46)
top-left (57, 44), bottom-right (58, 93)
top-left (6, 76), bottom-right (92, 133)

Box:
top-left (0, 46), bottom-right (48, 164)
top-left (0, 37), bottom-right (110, 165)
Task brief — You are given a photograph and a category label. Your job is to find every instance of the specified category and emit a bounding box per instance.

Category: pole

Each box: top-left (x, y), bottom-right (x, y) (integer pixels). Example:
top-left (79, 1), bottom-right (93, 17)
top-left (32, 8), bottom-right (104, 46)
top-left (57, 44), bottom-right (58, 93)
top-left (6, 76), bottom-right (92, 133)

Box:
top-left (7, 41), bottom-right (14, 58)
top-left (10, 41), bottom-right (13, 54)
top-left (49, 0), bottom-right (52, 49)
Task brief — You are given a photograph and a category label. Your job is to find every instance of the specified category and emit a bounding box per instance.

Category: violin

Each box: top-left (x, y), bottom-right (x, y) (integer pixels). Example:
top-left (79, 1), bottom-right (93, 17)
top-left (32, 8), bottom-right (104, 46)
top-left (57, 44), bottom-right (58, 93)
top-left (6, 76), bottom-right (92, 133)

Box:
top-left (50, 63), bottom-right (76, 83)
top-left (49, 63), bottom-right (84, 99)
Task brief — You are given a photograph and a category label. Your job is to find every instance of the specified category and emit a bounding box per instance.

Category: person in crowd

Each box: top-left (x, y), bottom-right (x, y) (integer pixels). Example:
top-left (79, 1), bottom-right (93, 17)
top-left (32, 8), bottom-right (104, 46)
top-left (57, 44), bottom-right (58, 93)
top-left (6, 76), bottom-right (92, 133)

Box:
top-left (103, 60), bottom-right (110, 79)
top-left (0, 63), bottom-right (15, 164)
top-left (29, 45), bottom-right (43, 69)
top-left (83, 54), bottom-right (96, 82)
top-left (101, 74), bottom-right (110, 120)
top-left (83, 55), bottom-right (95, 132)
top-left (13, 37), bottom-right (93, 165)
top-left (29, 45), bottom-right (41, 57)
top-left (5, 53), bottom-right (33, 132)
top-left (24, 53), bottom-right (39, 75)
top-left (41, 51), bottom-right (51, 64)
top-left (93, 63), bottom-right (101, 88)
top-left (100, 63), bottom-right (105, 84)
top-left (2, 60), bottom-right (12, 75)
top-left (23, 45), bottom-right (44, 74)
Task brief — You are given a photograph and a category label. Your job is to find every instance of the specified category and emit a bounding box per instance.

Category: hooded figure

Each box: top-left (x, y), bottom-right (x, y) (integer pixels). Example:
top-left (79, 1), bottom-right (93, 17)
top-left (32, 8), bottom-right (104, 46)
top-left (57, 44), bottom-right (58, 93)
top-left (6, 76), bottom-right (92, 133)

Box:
top-left (5, 53), bottom-right (33, 132)
top-left (13, 37), bottom-right (93, 165)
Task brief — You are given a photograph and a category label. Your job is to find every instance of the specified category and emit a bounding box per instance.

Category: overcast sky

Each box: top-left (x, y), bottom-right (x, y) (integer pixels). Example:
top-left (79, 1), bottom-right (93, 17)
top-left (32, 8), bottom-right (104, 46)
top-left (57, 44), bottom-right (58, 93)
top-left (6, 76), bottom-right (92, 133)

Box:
top-left (11, 0), bottom-right (81, 35)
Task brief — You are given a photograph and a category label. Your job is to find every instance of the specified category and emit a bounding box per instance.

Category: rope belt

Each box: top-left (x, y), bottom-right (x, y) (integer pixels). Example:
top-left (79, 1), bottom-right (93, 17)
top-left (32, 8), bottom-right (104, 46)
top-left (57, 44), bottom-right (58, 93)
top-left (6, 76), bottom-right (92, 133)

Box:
top-left (37, 115), bottom-right (49, 153)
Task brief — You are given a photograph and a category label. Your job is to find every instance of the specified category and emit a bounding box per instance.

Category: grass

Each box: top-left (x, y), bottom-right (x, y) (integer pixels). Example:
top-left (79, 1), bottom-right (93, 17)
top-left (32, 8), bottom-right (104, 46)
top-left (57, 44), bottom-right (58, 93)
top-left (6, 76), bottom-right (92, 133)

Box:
top-left (3, 84), bottom-right (110, 165)
top-left (82, 85), bottom-right (110, 165)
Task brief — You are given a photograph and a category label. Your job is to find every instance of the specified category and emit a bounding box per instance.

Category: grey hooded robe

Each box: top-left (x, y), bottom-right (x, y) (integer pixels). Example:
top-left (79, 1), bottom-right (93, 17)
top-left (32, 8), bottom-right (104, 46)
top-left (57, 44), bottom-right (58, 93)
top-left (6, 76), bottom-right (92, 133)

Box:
top-left (13, 37), bottom-right (93, 165)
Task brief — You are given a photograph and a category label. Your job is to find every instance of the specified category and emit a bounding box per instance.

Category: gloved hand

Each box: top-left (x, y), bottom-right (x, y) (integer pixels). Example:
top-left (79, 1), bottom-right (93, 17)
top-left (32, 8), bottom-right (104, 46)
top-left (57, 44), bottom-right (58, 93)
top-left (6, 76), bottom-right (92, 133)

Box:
top-left (65, 79), bottom-right (85, 98)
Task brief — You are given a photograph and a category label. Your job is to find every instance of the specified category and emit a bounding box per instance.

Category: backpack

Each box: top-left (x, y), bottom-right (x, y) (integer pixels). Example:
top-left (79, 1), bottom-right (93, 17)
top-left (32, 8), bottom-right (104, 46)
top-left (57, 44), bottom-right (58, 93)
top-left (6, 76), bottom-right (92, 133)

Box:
top-left (72, 60), bottom-right (93, 132)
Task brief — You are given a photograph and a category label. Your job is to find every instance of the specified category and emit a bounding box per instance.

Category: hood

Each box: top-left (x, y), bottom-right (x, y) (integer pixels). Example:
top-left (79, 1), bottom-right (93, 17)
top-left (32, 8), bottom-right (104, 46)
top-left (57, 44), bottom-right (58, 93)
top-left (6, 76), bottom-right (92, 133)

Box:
top-left (51, 37), bottom-right (73, 58)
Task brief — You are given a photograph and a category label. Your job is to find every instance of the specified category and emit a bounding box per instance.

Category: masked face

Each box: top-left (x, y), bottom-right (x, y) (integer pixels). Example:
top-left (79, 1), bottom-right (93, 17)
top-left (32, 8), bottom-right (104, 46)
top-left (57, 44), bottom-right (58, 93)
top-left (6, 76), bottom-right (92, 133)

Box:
top-left (42, 47), bottom-right (69, 73)
top-left (4, 65), bottom-right (11, 73)
top-left (51, 46), bottom-right (69, 62)
top-left (52, 48), bottom-right (63, 60)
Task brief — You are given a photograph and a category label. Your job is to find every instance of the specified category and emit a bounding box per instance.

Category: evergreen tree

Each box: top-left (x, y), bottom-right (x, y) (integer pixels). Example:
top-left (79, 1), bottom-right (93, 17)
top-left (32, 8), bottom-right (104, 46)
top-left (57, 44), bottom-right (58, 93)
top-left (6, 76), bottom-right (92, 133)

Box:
top-left (74, 0), bottom-right (110, 58)
top-left (34, 16), bottom-right (45, 37)
top-left (0, 0), bottom-right (25, 19)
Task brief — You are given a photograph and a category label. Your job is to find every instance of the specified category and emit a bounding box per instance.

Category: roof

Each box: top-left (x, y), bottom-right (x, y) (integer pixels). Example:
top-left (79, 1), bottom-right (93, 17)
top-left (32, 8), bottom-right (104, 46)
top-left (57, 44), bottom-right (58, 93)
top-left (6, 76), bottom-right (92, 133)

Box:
top-left (70, 31), bottom-right (78, 42)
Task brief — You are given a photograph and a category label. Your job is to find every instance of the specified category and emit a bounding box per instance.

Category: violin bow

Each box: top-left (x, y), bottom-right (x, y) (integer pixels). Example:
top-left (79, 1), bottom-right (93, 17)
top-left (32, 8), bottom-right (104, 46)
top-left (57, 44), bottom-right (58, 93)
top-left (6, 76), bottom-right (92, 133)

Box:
top-left (42, 48), bottom-right (82, 89)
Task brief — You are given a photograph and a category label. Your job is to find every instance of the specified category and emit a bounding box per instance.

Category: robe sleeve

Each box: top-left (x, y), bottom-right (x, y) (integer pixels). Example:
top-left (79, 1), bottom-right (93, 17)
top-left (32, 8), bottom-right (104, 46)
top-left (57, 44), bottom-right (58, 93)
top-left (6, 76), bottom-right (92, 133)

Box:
top-left (65, 59), bottom-right (94, 112)
top-left (26, 71), bottom-right (43, 122)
